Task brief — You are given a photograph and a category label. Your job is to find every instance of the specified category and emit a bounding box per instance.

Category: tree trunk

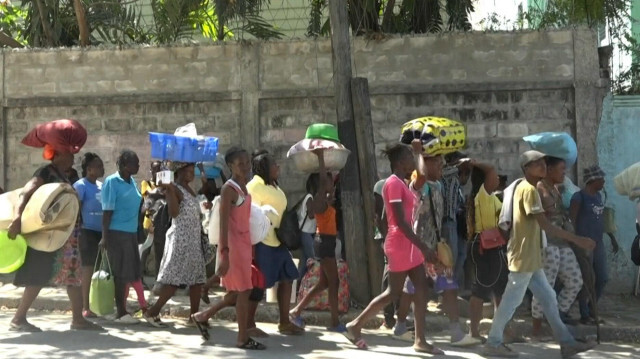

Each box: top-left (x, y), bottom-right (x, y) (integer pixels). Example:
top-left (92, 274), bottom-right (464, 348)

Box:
top-left (0, 31), bottom-right (24, 48)
top-left (33, 0), bottom-right (55, 47)
top-left (348, 0), bottom-right (380, 35)
top-left (73, 0), bottom-right (91, 46)
top-left (381, 0), bottom-right (396, 32)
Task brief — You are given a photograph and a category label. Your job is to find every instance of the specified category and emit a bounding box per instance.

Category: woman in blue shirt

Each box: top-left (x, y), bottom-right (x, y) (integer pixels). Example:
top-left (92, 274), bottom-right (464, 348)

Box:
top-left (74, 153), bottom-right (105, 318)
top-left (101, 150), bottom-right (142, 324)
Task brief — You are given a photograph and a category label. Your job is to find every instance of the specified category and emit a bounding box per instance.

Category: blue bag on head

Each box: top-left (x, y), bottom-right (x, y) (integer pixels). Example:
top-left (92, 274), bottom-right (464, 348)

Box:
top-left (523, 132), bottom-right (577, 167)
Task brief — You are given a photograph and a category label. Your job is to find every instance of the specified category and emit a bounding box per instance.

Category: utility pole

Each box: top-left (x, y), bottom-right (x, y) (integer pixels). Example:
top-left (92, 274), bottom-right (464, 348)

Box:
top-left (329, 0), bottom-right (381, 303)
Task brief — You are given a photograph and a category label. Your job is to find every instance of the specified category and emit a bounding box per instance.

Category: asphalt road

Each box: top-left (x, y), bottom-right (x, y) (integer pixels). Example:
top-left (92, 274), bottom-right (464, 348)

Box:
top-left (0, 311), bottom-right (637, 359)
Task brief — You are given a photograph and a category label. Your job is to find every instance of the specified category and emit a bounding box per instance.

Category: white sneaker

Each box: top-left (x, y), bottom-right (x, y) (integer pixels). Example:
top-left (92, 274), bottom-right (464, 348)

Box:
top-left (451, 334), bottom-right (482, 347)
top-left (114, 314), bottom-right (140, 324)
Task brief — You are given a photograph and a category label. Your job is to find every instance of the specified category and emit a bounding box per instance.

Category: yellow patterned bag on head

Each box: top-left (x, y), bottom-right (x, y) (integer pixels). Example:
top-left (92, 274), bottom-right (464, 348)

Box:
top-left (400, 117), bottom-right (466, 156)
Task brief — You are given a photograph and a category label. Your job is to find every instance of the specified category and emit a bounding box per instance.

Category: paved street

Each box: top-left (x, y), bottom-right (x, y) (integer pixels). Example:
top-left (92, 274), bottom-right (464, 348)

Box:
top-left (0, 311), bottom-right (637, 359)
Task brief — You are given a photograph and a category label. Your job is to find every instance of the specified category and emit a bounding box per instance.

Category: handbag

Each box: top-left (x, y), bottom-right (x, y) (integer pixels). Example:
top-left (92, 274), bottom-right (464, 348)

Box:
top-left (251, 262), bottom-right (266, 289)
top-left (201, 231), bottom-right (214, 264)
top-left (477, 199), bottom-right (506, 251)
top-left (89, 249), bottom-right (115, 316)
top-left (428, 188), bottom-right (454, 268)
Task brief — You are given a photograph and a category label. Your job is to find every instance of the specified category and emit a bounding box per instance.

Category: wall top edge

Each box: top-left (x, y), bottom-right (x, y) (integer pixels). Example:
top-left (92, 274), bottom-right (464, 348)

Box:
top-left (0, 28), bottom-right (585, 55)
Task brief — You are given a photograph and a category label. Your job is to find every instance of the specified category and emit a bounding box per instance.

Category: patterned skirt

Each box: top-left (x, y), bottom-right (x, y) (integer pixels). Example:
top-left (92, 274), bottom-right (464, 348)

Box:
top-left (51, 224), bottom-right (83, 287)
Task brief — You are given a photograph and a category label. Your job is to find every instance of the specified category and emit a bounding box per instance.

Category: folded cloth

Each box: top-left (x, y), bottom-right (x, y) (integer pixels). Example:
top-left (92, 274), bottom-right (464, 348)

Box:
top-left (498, 178), bottom-right (524, 232)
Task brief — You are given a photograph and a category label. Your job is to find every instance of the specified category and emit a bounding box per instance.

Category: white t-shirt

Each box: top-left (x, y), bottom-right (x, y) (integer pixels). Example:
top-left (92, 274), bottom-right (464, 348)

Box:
top-left (298, 194), bottom-right (317, 234)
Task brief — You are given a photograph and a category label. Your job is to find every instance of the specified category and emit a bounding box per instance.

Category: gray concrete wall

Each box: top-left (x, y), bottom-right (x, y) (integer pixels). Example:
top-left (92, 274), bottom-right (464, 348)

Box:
top-left (0, 29), bottom-right (607, 258)
top-left (0, 30), bottom-right (598, 193)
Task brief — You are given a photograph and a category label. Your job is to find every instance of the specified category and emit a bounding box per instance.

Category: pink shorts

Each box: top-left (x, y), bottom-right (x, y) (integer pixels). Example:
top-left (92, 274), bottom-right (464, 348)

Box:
top-left (384, 233), bottom-right (424, 272)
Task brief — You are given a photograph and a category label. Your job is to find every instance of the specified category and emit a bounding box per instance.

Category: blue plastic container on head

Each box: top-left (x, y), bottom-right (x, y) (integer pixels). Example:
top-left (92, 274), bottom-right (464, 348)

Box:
top-left (149, 133), bottom-right (219, 162)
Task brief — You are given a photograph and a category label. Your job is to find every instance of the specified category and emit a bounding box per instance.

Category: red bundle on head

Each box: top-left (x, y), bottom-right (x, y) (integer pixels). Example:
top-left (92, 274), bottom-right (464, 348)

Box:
top-left (22, 119), bottom-right (87, 154)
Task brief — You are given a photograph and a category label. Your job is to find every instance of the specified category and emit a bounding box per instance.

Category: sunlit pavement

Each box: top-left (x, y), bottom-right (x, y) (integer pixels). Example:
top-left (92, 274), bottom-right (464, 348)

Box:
top-left (0, 311), bottom-right (637, 359)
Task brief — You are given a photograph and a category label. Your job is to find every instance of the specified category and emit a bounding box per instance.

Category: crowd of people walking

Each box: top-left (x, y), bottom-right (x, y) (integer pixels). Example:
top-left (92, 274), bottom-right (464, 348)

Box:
top-left (3, 119), bottom-right (614, 359)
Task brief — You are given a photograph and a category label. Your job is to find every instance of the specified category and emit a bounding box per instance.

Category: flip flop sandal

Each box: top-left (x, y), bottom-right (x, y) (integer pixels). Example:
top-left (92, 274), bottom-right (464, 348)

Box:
top-left (191, 315), bottom-right (210, 341)
top-left (237, 338), bottom-right (266, 350)
top-left (70, 321), bottom-right (104, 331)
top-left (278, 323), bottom-right (305, 335)
top-left (9, 322), bottom-right (42, 333)
top-left (289, 315), bottom-right (305, 329)
top-left (327, 323), bottom-right (347, 333)
top-left (82, 310), bottom-right (98, 319)
top-left (414, 345), bottom-right (445, 355)
top-left (343, 327), bottom-right (368, 350)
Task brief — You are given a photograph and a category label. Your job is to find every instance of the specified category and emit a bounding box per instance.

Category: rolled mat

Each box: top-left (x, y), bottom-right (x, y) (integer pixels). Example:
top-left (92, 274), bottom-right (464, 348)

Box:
top-left (0, 183), bottom-right (79, 252)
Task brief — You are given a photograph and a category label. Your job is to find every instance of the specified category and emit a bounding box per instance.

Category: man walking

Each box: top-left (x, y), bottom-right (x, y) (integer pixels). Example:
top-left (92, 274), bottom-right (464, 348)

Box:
top-left (482, 151), bottom-right (597, 358)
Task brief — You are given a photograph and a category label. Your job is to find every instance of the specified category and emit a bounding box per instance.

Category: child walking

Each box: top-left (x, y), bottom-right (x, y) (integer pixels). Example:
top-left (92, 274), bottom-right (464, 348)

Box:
top-left (192, 147), bottom-right (265, 350)
top-left (344, 141), bottom-right (442, 354)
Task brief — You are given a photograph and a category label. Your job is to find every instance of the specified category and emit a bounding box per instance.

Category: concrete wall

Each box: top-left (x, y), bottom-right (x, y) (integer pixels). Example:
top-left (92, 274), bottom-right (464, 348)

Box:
top-left (597, 94), bottom-right (640, 294)
top-left (0, 30), bottom-right (601, 193)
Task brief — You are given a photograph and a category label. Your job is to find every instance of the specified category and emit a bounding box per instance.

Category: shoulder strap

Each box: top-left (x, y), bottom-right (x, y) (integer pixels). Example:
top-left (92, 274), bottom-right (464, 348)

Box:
top-left (298, 194), bottom-right (311, 230)
top-left (225, 179), bottom-right (245, 205)
top-left (427, 186), bottom-right (442, 241)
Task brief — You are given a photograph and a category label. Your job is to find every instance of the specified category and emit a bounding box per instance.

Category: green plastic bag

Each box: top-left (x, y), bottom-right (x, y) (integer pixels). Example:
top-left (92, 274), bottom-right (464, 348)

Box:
top-left (89, 250), bottom-right (115, 316)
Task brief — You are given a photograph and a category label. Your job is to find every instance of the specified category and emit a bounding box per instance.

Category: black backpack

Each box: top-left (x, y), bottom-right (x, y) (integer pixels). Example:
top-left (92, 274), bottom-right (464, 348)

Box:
top-left (631, 223), bottom-right (640, 266)
top-left (276, 196), bottom-right (307, 251)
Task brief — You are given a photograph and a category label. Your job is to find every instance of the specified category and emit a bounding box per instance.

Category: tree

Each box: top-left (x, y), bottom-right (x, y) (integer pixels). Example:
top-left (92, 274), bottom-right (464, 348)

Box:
top-left (520, 1), bottom-right (634, 93)
top-left (307, 0), bottom-right (475, 37)
top-left (0, 0), bottom-right (283, 48)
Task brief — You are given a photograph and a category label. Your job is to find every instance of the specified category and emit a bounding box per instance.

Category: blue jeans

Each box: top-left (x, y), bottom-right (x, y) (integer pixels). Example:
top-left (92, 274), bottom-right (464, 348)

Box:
top-left (579, 237), bottom-right (608, 318)
top-left (488, 270), bottom-right (576, 347)
top-left (298, 232), bottom-right (316, 281)
top-left (443, 219), bottom-right (467, 283)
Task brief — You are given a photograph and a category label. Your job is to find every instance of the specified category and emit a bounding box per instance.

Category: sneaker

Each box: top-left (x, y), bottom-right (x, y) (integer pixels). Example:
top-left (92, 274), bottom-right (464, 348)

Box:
top-left (451, 334), bottom-right (483, 347)
top-left (482, 344), bottom-right (520, 358)
top-left (393, 321), bottom-right (408, 336)
top-left (561, 340), bottom-right (597, 359)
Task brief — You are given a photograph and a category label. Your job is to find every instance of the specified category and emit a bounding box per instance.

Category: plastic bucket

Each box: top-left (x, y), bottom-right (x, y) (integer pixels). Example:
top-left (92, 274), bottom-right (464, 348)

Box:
top-left (0, 231), bottom-right (27, 274)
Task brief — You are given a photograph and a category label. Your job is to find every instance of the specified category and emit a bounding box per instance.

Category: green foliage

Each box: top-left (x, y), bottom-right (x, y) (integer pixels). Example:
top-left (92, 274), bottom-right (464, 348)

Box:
top-left (90, 1), bottom-right (151, 45)
top-left (214, 0), bottom-right (283, 41)
top-left (1, 0), bottom-right (282, 47)
top-left (0, 2), bottom-right (28, 45)
top-left (309, 0), bottom-right (476, 37)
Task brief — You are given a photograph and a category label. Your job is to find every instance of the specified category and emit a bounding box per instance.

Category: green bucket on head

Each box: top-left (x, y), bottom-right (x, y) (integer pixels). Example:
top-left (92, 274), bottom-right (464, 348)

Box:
top-left (0, 231), bottom-right (27, 274)
top-left (305, 124), bottom-right (340, 142)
